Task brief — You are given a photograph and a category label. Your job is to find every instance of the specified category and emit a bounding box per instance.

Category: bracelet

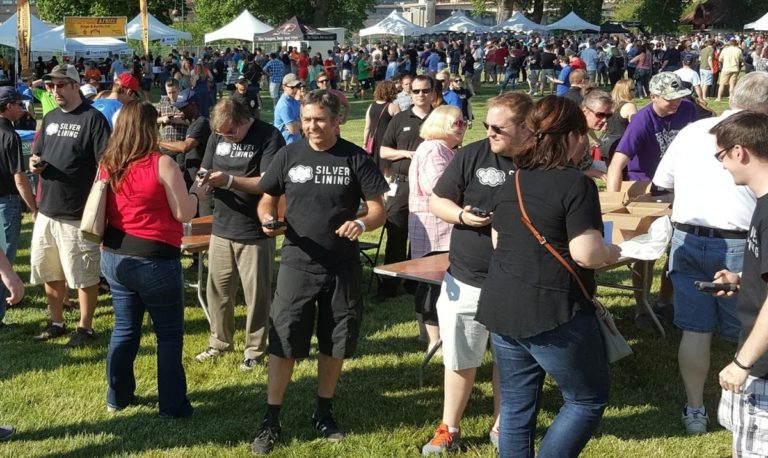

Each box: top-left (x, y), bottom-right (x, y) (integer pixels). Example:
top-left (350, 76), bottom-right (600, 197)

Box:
top-left (353, 219), bottom-right (366, 232)
top-left (224, 174), bottom-right (234, 190)
top-left (733, 356), bottom-right (753, 371)
top-left (458, 210), bottom-right (466, 225)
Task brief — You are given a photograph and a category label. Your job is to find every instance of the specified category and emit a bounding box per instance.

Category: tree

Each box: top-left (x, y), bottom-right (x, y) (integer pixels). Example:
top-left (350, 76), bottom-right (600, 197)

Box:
top-left (611, 0), bottom-right (693, 32)
top-left (36, 0), bottom-right (176, 24)
top-left (559, 0), bottom-right (602, 24)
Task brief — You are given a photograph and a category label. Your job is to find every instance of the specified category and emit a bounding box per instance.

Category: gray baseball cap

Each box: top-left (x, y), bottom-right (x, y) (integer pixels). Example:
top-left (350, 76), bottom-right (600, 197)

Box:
top-left (650, 72), bottom-right (691, 100)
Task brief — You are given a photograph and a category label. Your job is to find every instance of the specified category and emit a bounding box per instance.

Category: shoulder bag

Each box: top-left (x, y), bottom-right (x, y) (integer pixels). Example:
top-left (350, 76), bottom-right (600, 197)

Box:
top-left (80, 170), bottom-right (108, 243)
top-left (514, 171), bottom-right (633, 363)
top-left (364, 103), bottom-right (389, 155)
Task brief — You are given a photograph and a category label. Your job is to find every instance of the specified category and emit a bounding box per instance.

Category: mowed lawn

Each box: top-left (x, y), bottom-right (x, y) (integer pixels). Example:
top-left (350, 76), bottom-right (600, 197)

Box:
top-left (0, 81), bottom-right (736, 457)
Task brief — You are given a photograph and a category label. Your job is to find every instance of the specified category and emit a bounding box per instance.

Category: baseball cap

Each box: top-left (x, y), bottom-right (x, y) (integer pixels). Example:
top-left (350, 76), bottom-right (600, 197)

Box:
top-left (80, 84), bottom-right (98, 98)
top-left (282, 73), bottom-right (303, 88)
top-left (650, 72), bottom-right (692, 100)
top-left (0, 87), bottom-right (22, 105)
top-left (117, 73), bottom-right (140, 92)
top-left (682, 55), bottom-right (695, 65)
top-left (236, 75), bottom-right (248, 84)
top-left (42, 64), bottom-right (80, 82)
top-left (174, 89), bottom-right (196, 109)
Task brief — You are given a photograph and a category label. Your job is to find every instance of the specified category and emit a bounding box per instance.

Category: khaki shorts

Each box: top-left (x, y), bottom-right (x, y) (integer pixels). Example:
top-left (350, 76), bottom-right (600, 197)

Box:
top-left (720, 70), bottom-right (739, 86)
top-left (30, 213), bottom-right (101, 288)
top-left (436, 273), bottom-right (490, 371)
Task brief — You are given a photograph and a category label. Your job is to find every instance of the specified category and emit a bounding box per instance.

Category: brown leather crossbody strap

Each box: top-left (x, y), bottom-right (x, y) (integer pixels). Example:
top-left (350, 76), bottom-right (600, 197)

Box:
top-left (513, 170), bottom-right (597, 308)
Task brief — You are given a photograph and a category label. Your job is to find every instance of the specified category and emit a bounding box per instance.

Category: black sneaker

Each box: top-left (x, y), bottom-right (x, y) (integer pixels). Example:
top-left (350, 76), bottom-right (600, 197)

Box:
top-left (65, 327), bottom-right (96, 348)
top-left (251, 420), bottom-right (281, 455)
top-left (0, 425), bottom-right (14, 441)
top-left (240, 357), bottom-right (264, 371)
top-left (33, 322), bottom-right (67, 341)
top-left (311, 413), bottom-right (345, 442)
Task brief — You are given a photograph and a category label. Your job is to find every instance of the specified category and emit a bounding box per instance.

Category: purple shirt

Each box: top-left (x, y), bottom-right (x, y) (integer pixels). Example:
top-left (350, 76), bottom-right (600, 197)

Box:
top-left (616, 99), bottom-right (697, 181)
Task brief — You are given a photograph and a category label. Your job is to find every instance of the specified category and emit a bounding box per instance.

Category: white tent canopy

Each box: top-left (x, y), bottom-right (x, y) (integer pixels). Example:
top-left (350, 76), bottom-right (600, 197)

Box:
top-left (492, 11), bottom-right (548, 32)
top-left (205, 10), bottom-right (272, 43)
top-left (425, 10), bottom-right (489, 34)
top-left (0, 13), bottom-right (52, 48)
top-left (34, 25), bottom-right (128, 53)
top-left (546, 11), bottom-right (599, 32)
top-left (125, 13), bottom-right (192, 41)
top-left (745, 11), bottom-right (768, 30)
top-left (359, 10), bottom-right (425, 37)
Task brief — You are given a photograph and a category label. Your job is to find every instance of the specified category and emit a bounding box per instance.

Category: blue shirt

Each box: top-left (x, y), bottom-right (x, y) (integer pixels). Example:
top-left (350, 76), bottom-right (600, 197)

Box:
top-left (556, 65), bottom-right (572, 96)
top-left (274, 94), bottom-right (300, 144)
top-left (442, 90), bottom-right (462, 109)
top-left (263, 59), bottom-right (286, 84)
top-left (91, 98), bottom-right (123, 128)
top-left (426, 53), bottom-right (440, 73)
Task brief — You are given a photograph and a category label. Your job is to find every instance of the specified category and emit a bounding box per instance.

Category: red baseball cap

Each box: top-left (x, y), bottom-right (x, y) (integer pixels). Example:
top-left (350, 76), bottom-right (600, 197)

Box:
top-left (117, 73), bottom-right (140, 92)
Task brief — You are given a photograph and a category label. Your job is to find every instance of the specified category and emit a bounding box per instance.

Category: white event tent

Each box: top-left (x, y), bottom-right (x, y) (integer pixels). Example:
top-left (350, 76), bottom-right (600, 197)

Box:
top-left (34, 25), bottom-right (128, 53)
top-left (546, 11), bottom-right (599, 32)
top-left (125, 13), bottom-right (192, 41)
top-left (205, 10), bottom-right (272, 43)
top-left (425, 10), bottom-right (489, 34)
top-left (492, 11), bottom-right (548, 32)
top-left (745, 12), bottom-right (768, 30)
top-left (359, 10), bottom-right (424, 37)
top-left (0, 13), bottom-right (52, 48)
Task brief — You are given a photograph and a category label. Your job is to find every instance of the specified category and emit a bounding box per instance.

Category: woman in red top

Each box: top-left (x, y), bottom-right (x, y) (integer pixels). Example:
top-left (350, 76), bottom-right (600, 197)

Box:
top-left (297, 50), bottom-right (310, 84)
top-left (99, 101), bottom-right (204, 418)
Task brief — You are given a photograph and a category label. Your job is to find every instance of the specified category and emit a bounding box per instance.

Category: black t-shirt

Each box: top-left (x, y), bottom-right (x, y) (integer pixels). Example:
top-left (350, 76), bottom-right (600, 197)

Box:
top-left (662, 48), bottom-right (682, 67)
top-left (182, 116), bottom-right (211, 169)
top-left (738, 195), bottom-right (768, 378)
top-left (540, 51), bottom-right (557, 70)
top-left (529, 50), bottom-right (542, 70)
top-left (202, 118), bottom-right (284, 241)
top-left (34, 103), bottom-right (111, 220)
top-left (476, 167), bottom-right (603, 338)
top-left (380, 108), bottom-right (430, 176)
top-left (453, 88), bottom-right (472, 120)
top-left (0, 118), bottom-right (24, 196)
top-left (231, 91), bottom-right (260, 117)
top-left (432, 139), bottom-right (514, 287)
top-left (258, 138), bottom-right (389, 274)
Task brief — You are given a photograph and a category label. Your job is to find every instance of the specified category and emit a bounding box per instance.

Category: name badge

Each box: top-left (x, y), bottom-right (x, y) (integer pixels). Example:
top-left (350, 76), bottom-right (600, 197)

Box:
top-left (403, 127), bottom-right (411, 132)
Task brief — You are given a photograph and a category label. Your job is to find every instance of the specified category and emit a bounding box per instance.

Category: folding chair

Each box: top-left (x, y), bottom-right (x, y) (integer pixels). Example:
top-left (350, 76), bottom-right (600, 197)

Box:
top-left (359, 226), bottom-right (385, 293)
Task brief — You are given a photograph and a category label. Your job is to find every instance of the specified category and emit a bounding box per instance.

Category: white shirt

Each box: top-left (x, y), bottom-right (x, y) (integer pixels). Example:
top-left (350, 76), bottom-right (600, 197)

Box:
top-left (653, 110), bottom-right (755, 231)
top-left (674, 67), bottom-right (701, 87)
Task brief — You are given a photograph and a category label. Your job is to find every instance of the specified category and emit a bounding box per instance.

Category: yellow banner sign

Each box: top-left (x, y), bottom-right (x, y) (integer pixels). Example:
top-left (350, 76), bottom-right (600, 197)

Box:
top-left (64, 17), bottom-right (126, 38)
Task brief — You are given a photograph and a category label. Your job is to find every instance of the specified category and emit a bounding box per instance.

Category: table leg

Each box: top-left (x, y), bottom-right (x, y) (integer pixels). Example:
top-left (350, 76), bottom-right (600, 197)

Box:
top-left (419, 338), bottom-right (442, 387)
top-left (636, 260), bottom-right (665, 336)
top-left (197, 253), bottom-right (210, 324)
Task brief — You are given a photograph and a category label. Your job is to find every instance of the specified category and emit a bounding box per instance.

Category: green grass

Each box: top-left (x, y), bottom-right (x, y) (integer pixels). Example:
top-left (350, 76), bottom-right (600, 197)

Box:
top-left (0, 85), bottom-right (734, 457)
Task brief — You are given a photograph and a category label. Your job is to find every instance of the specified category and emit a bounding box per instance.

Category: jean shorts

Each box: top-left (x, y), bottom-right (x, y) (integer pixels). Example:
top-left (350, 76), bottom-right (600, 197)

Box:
top-left (668, 228), bottom-right (744, 341)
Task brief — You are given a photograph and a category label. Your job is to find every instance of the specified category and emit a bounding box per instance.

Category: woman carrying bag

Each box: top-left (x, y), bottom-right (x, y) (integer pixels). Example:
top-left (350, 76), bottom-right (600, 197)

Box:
top-left (476, 96), bottom-right (622, 457)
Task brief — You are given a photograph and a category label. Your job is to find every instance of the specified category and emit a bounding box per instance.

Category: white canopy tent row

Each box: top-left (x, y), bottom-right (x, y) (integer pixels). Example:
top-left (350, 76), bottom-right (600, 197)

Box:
top-left (424, 10), bottom-right (490, 34)
top-left (544, 10), bottom-right (599, 32)
top-left (125, 13), bottom-right (192, 42)
top-left (359, 10), bottom-right (425, 37)
top-left (744, 11), bottom-right (768, 30)
top-left (34, 25), bottom-right (128, 54)
top-left (491, 11), bottom-right (548, 32)
top-left (204, 10), bottom-right (272, 43)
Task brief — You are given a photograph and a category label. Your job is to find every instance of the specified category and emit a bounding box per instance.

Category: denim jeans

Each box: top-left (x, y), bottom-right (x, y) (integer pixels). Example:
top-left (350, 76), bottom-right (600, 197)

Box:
top-left (491, 311), bottom-right (610, 458)
top-left (500, 70), bottom-right (519, 92)
top-left (101, 250), bottom-right (193, 417)
top-left (0, 195), bottom-right (21, 321)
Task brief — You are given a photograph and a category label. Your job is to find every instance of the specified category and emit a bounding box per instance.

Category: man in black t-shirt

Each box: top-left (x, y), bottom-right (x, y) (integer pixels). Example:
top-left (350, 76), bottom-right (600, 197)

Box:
top-left (251, 90), bottom-right (388, 454)
top-left (28, 64), bottom-right (111, 348)
top-left (376, 74), bottom-right (434, 298)
top-left (231, 75), bottom-right (260, 119)
top-left (711, 112), bottom-right (768, 456)
top-left (194, 98), bottom-right (285, 371)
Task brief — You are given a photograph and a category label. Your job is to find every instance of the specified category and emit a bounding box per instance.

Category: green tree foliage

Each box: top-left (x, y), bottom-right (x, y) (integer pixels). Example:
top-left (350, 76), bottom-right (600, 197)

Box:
top-left (612, 0), bottom-right (691, 32)
top-left (36, 0), bottom-right (177, 24)
top-left (559, 0), bottom-right (603, 24)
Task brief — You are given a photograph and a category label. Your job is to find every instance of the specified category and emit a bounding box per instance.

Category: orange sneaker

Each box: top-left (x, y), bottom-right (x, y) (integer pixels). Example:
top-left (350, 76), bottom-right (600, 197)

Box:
top-left (422, 423), bottom-right (460, 455)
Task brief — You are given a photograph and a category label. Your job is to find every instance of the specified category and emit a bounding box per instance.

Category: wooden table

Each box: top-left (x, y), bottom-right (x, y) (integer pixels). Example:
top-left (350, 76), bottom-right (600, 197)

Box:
top-left (181, 215), bottom-right (213, 323)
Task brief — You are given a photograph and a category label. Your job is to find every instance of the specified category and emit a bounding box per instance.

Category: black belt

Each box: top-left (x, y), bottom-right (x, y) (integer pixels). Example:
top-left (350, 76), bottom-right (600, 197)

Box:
top-left (674, 223), bottom-right (747, 239)
top-left (391, 173), bottom-right (408, 183)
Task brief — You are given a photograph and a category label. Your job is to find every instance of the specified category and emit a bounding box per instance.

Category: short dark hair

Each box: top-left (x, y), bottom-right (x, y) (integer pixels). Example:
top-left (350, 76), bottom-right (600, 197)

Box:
top-left (301, 90), bottom-right (341, 118)
top-left (710, 110), bottom-right (768, 159)
top-left (412, 74), bottom-right (433, 91)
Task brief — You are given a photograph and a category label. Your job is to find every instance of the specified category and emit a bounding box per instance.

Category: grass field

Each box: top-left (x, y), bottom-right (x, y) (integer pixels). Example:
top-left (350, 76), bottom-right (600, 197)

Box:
top-left (0, 83), bottom-right (737, 457)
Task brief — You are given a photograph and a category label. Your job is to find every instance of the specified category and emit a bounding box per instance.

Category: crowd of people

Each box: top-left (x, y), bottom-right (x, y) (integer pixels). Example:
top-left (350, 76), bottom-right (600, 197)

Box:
top-left (0, 27), bottom-right (768, 458)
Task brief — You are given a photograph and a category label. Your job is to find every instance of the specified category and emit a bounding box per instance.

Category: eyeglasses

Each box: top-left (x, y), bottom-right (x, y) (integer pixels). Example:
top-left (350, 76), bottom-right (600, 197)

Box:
top-left (411, 88), bottom-right (431, 94)
top-left (585, 106), bottom-right (613, 119)
top-left (45, 82), bottom-right (74, 89)
top-left (714, 146), bottom-right (733, 162)
top-left (483, 121), bottom-right (512, 135)
top-left (452, 118), bottom-right (466, 129)
top-left (216, 123), bottom-right (245, 138)
top-left (317, 79), bottom-right (329, 84)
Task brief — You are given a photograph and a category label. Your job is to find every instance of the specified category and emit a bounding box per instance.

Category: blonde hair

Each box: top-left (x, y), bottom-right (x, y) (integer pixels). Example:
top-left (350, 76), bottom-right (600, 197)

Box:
top-left (611, 79), bottom-right (635, 108)
top-left (419, 105), bottom-right (462, 141)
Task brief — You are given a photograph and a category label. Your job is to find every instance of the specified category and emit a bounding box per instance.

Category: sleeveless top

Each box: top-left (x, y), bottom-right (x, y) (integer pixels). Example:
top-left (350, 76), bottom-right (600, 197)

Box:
top-left (367, 102), bottom-right (394, 172)
top-left (101, 152), bottom-right (182, 258)
top-left (601, 101), bottom-right (631, 157)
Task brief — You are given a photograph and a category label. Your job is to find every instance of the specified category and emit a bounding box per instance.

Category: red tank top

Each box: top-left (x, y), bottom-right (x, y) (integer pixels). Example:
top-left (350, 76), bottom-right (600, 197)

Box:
top-left (101, 153), bottom-right (182, 248)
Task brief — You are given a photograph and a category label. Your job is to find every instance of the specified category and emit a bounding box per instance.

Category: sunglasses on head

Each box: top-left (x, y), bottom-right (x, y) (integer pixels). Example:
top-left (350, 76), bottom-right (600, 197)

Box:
top-left (411, 88), bottom-right (431, 94)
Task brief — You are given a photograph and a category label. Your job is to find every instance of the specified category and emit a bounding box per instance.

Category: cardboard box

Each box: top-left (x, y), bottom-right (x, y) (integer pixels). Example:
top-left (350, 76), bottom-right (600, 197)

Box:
top-left (602, 206), bottom-right (668, 243)
top-left (626, 201), bottom-right (672, 216)
top-left (598, 181), bottom-right (653, 209)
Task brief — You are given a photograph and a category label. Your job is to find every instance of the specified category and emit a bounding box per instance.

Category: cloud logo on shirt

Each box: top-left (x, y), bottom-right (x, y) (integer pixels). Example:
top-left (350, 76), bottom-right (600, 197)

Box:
top-left (216, 142), bottom-right (232, 156)
top-left (476, 167), bottom-right (505, 187)
top-left (45, 123), bottom-right (59, 136)
top-left (288, 165), bottom-right (313, 183)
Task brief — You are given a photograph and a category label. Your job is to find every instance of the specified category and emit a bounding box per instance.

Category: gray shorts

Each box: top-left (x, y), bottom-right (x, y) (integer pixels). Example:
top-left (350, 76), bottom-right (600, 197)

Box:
top-left (435, 273), bottom-right (489, 370)
top-left (719, 377), bottom-right (768, 457)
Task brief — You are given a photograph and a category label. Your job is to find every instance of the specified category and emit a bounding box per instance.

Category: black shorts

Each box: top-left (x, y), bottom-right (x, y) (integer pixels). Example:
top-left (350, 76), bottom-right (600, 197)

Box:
top-left (269, 264), bottom-right (363, 359)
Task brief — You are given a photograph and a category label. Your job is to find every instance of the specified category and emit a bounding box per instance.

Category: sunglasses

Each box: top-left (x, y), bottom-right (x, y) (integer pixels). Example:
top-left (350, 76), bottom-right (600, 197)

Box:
top-left (453, 118), bottom-right (466, 129)
top-left (483, 121), bottom-right (511, 135)
top-left (714, 146), bottom-right (733, 162)
top-left (45, 82), bottom-right (74, 89)
top-left (586, 106), bottom-right (613, 119)
top-left (411, 88), bottom-right (432, 94)
top-left (317, 79), bottom-right (329, 83)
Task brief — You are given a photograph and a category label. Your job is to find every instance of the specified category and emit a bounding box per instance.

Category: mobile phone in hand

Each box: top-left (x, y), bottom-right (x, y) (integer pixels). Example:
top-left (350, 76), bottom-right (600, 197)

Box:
top-left (469, 207), bottom-right (490, 218)
top-left (694, 281), bottom-right (738, 293)
top-left (262, 220), bottom-right (286, 230)
top-left (33, 160), bottom-right (48, 169)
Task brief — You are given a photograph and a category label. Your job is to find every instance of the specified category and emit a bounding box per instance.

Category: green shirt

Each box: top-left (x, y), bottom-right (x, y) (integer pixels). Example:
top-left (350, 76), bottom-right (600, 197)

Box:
top-left (33, 88), bottom-right (58, 116)
top-left (356, 58), bottom-right (370, 80)
top-left (699, 46), bottom-right (714, 71)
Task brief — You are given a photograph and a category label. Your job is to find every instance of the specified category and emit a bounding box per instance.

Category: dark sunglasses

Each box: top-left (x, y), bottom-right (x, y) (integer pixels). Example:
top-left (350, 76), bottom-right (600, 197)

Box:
top-left (482, 121), bottom-right (511, 135)
top-left (317, 79), bottom-right (329, 83)
top-left (714, 146), bottom-right (733, 162)
top-left (411, 88), bottom-right (431, 94)
top-left (45, 82), bottom-right (74, 89)
top-left (586, 106), bottom-right (613, 119)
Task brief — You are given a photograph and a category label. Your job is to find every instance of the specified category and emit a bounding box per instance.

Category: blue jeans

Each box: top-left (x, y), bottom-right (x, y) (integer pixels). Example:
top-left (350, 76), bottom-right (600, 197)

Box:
top-left (491, 311), bottom-right (610, 458)
top-left (0, 195), bottom-right (21, 321)
top-left (101, 250), bottom-right (193, 417)
top-left (500, 70), bottom-right (518, 91)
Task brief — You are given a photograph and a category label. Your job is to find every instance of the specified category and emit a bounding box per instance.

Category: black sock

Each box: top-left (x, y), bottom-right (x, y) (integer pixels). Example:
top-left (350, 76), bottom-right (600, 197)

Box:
top-left (265, 404), bottom-right (281, 424)
top-left (316, 396), bottom-right (332, 419)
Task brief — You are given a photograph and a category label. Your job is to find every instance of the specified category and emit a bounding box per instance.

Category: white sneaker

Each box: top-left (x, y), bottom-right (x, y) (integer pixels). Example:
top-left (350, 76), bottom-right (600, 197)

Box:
top-left (195, 347), bottom-right (224, 362)
top-left (681, 407), bottom-right (708, 435)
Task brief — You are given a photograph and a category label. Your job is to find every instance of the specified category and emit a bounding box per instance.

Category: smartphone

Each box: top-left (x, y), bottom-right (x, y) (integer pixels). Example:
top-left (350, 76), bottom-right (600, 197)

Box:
top-left (469, 207), bottom-right (490, 218)
top-left (694, 281), bottom-right (738, 293)
top-left (262, 220), bottom-right (286, 230)
top-left (196, 170), bottom-right (209, 180)
top-left (33, 160), bottom-right (48, 169)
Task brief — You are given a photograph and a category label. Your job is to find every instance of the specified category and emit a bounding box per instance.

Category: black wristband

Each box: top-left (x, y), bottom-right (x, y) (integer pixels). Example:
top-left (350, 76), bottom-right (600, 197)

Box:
top-left (458, 210), bottom-right (466, 225)
top-left (733, 356), bottom-right (753, 371)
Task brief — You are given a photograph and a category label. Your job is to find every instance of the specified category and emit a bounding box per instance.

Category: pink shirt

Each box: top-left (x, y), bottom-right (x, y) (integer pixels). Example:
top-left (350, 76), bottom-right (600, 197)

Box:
top-left (408, 140), bottom-right (455, 259)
